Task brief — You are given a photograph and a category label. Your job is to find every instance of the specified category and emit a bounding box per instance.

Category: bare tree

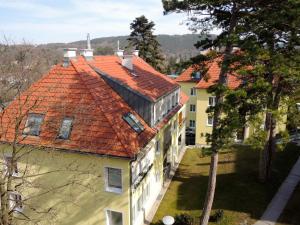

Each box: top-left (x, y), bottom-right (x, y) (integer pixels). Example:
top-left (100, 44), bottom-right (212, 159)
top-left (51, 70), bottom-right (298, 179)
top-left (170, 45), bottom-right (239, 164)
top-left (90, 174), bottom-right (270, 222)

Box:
top-left (0, 38), bottom-right (97, 225)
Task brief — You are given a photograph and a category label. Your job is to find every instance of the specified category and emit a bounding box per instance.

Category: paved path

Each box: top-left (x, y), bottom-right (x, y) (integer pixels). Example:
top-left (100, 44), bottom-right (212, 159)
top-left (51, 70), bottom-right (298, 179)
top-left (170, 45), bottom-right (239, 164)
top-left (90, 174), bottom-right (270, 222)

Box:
top-left (254, 151), bottom-right (300, 225)
top-left (143, 147), bottom-right (187, 225)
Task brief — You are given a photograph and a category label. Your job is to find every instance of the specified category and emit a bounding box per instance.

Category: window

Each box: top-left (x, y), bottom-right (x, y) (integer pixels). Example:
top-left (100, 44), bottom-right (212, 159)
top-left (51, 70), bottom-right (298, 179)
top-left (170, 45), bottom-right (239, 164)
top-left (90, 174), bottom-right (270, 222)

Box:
top-left (137, 195), bottom-right (143, 211)
top-left (178, 135), bottom-right (182, 146)
top-left (173, 120), bottom-right (177, 130)
top-left (58, 117), bottom-right (73, 139)
top-left (175, 93), bottom-right (179, 104)
top-left (106, 210), bottom-right (123, 225)
top-left (23, 114), bottom-right (44, 136)
top-left (172, 95), bottom-right (175, 107)
top-left (123, 112), bottom-right (144, 133)
top-left (3, 155), bottom-right (18, 176)
top-left (155, 139), bottom-right (160, 154)
top-left (190, 104), bottom-right (196, 112)
top-left (207, 116), bottom-right (214, 126)
top-left (167, 99), bottom-right (171, 112)
top-left (191, 71), bottom-right (201, 79)
top-left (208, 96), bottom-right (216, 107)
top-left (189, 120), bottom-right (195, 128)
top-left (105, 167), bottom-right (122, 193)
top-left (9, 192), bottom-right (23, 212)
top-left (190, 88), bottom-right (196, 96)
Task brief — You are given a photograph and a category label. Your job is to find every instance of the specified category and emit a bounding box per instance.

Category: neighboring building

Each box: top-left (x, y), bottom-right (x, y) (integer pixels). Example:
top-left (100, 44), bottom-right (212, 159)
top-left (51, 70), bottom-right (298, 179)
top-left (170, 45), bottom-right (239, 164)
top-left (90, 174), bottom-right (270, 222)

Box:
top-left (176, 58), bottom-right (286, 146)
top-left (0, 38), bottom-right (188, 225)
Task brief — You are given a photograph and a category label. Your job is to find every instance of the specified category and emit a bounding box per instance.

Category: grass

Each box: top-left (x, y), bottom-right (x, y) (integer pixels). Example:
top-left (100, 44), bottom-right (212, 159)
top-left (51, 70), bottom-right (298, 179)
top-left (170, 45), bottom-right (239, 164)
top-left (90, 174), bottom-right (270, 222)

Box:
top-left (152, 143), bottom-right (300, 225)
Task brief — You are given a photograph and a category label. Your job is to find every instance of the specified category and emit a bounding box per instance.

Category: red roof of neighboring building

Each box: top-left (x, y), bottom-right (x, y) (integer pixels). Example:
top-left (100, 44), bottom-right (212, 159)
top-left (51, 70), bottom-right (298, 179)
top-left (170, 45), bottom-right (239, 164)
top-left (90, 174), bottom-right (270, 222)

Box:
top-left (0, 56), bottom-right (186, 158)
top-left (89, 56), bottom-right (179, 101)
top-left (175, 66), bottom-right (200, 82)
top-left (176, 58), bottom-right (241, 89)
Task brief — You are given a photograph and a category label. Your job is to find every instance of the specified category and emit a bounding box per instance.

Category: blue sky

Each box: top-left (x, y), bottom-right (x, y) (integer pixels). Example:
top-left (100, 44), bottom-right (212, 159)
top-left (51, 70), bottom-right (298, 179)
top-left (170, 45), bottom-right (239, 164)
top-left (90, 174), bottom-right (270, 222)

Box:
top-left (0, 0), bottom-right (191, 44)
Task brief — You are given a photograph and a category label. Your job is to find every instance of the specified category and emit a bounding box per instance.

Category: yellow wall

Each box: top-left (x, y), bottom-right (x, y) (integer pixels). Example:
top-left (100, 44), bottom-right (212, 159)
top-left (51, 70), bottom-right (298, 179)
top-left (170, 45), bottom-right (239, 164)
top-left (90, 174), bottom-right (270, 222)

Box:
top-left (0, 145), bottom-right (131, 225)
top-left (0, 105), bottom-right (187, 225)
top-left (131, 106), bottom-right (186, 225)
top-left (177, 82), bottom-right (197, 128)
top-left (195, 89), bottom-right (213, 145)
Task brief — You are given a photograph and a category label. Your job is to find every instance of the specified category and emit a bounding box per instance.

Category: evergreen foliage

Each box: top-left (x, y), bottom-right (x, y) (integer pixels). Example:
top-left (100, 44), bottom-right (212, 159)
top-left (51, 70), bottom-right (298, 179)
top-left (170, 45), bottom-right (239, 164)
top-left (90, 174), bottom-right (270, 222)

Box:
top-left (127, 15), bottom-right (166, 72)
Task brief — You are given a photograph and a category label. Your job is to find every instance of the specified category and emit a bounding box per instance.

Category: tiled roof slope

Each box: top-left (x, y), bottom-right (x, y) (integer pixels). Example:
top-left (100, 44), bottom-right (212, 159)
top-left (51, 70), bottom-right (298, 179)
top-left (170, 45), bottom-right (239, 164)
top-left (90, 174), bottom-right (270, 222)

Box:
top-left (89, 56), bottom-right (179, 102)
top-left (176, 58), bottom-right (241, 89)
top-left (175, 66), bottom-right (200, 82)
top-left (0, 57), bottom-right (157, 158)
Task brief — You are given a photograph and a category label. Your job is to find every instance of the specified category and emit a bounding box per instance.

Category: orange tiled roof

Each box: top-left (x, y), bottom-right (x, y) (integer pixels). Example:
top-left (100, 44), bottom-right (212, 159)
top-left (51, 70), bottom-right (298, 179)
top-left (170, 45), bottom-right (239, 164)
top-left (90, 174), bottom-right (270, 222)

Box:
top-left (176, 58), bottom-right (241, 89)
top-left (175, 65), bottom-right (201, 82)
top-left (89, 56), bottom-right (179, 101)
top-left (0, 56), bottom-right (186, 158)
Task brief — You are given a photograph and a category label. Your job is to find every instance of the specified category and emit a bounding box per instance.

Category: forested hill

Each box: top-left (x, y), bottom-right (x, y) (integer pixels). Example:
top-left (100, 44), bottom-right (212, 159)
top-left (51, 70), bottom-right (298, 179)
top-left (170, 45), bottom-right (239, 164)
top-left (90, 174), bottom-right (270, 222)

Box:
top-left (42, 34), bottom-right (216, 60)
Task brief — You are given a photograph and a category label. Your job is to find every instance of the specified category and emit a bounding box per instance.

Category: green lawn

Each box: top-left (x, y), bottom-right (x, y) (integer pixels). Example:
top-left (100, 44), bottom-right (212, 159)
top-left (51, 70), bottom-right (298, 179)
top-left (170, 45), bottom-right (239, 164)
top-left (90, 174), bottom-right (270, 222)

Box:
top-left (152, 143), bottom-right (300, 225)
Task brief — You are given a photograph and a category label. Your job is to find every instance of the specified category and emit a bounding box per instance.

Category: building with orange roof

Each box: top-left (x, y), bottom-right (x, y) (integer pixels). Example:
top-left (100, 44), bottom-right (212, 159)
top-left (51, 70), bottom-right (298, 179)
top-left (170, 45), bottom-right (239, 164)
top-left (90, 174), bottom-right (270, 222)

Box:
top-left (176, 57), bottom-right (286, 146)
top-left (0, 36), bottom-right (188, 225)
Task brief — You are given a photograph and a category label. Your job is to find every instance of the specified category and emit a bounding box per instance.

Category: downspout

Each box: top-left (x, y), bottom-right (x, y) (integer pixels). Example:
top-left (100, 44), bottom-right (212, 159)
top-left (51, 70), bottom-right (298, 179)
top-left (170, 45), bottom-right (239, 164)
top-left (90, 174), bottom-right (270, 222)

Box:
top-left (129, 155), bottom-right (137, 225)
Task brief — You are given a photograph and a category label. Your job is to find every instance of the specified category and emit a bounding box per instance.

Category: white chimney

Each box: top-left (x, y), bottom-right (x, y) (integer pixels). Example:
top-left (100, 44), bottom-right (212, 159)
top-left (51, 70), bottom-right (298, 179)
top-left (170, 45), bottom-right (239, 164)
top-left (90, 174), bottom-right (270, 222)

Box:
top-left (63, 48), bottom-right (77, 67)
top-left (79, 33), bottom-right (94, 60)
top-left (115, 40), bottom-right (124, 57)
top-left (132, 49), bottom-right (139, 56)
top-left (122, 55), bottom-right (133, 71)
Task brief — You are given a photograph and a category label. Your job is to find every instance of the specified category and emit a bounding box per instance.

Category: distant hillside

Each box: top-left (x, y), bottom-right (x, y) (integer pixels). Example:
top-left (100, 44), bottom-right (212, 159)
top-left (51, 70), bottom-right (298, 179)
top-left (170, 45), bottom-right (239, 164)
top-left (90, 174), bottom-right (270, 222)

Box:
top-left (42, 34), bottom-right (216, 60)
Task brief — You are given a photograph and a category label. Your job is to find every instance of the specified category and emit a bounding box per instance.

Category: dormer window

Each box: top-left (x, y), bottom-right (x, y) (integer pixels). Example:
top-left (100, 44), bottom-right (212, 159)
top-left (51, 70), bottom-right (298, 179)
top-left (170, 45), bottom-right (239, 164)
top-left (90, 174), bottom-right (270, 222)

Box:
top-left (123, 112), bottom-right (144, 134)
top-left (172, 95), bottom-right (175, 107)
top-left (191, 71), bottom-right (201, 79)
top-left (58, 117), bottom-right (73, 140)
top-left (23, 113), bottom-right (44, 136)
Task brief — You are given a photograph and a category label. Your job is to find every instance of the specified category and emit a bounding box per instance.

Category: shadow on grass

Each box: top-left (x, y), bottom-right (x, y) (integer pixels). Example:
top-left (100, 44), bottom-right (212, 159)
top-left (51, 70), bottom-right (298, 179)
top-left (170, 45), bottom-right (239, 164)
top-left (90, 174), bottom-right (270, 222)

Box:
top-left (173, 143), bottom-right (300, 222)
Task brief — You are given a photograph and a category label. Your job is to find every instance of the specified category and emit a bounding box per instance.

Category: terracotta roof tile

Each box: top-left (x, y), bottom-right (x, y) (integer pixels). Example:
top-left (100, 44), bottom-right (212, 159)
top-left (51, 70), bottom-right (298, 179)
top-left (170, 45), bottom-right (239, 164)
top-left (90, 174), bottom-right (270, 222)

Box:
top-left (177, 57), bottom-right (241, 89)
top-left (89, 56), bottom-right (179, 101)
top-left (1, 55), bottom-right (188, 158)
top-left (0, 58), bottom-right (157, 158)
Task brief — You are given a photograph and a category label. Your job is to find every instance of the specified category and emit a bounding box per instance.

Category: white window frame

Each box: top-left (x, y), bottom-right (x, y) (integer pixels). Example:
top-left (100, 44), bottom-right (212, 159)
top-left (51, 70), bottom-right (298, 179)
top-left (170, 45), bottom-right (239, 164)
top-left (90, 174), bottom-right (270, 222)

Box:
top-left (58, 117), bottom-right (73, 140)
top-left (172, 95), bottom-right (175, 107)
top-left (104, 167), bottom-right (123, 194)
top-left (189, 120), bottom-right (195, 128)
top-left (208, 96), bottom-right (216, 107)
top-left (106, 209), bottom-right (123, 225)
top-left (207, 116), bottom-right (214, 126)
top-left (23, 113), bottom-right (44, 136)
top-left (190, 88), bottom-right (196, 96)
top-left (8, 192), bottom-right (23, 212)
top-left (190, 104), bottom-right (196, 112)
top-left (3, 154), bottom-right (19, 177)
top-left (155, 139), bottom-right (160, 155)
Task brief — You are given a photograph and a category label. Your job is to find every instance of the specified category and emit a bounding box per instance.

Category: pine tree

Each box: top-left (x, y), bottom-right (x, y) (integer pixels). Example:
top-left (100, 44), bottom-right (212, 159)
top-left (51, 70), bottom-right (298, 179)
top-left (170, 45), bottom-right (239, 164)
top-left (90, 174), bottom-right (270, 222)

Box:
top-left (163, 0), bottom-right (300, 223)
top-left (163, 1), bottom-right (254, 224)
top-left (223, 0), bottom-right (300, 182)
top-left (127, 15), bottom-right (165, 72)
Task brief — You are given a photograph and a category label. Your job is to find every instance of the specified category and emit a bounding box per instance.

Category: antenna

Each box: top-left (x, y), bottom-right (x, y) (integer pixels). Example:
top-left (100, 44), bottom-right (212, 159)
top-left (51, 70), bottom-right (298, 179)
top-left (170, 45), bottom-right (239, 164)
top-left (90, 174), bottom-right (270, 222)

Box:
top-left (87, 33), bottom-right (91, 49)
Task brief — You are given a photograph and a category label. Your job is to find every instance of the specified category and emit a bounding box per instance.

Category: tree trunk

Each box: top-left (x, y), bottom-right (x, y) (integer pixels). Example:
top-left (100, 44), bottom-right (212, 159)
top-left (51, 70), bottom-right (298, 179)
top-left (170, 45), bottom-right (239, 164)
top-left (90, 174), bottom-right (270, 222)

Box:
top-left (259, 112), bottom-right (272, 182)
top-left (199, 4), bottom-right (239, 224)
top-left (199, 151), bottom-right (218, 225)
top-left (259, 79), bottom-right (282, 182)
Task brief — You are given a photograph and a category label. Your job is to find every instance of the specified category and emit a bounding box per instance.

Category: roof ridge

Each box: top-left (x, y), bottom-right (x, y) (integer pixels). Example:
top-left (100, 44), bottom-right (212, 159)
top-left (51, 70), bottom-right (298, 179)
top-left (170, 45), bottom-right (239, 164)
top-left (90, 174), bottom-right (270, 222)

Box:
top-left (70, 59), bottom-right (133, 156)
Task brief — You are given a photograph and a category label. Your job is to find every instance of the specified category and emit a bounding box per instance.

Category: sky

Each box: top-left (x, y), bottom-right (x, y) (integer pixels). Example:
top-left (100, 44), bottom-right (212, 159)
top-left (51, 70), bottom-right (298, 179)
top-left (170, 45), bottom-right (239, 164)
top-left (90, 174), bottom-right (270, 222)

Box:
top-left (0, 0), bottom-right (192, 44)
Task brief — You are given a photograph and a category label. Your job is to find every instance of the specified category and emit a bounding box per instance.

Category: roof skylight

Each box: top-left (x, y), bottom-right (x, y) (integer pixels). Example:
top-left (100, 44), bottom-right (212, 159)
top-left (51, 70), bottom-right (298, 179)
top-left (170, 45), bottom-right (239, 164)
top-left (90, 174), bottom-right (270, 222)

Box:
top-left (123, 112), bottom-right (144, 134)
